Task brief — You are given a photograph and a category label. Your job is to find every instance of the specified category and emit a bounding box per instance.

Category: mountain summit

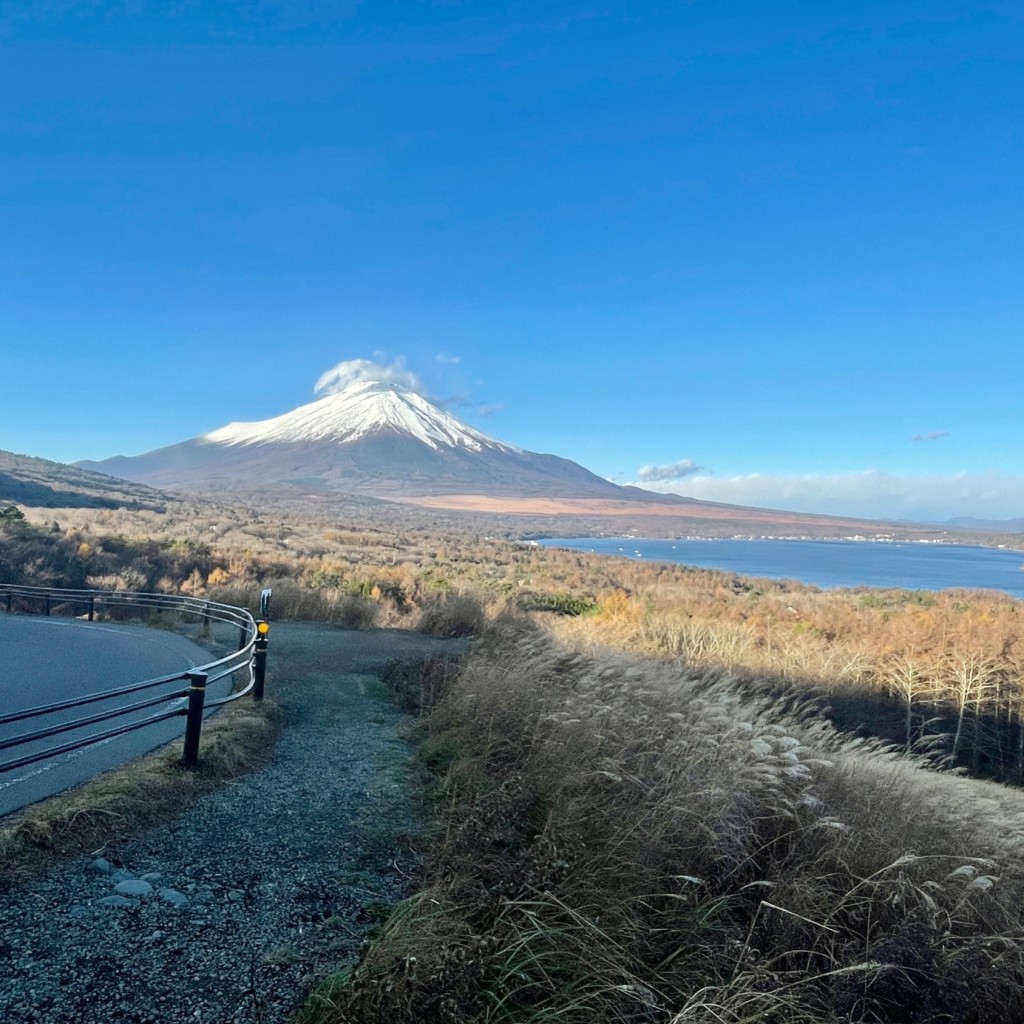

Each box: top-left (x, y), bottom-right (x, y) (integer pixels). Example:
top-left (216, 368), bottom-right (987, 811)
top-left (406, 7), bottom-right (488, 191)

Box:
top-left (205, 379), bottom-right (523, 455)
top-left (77, 374), bottom-right (638, 501)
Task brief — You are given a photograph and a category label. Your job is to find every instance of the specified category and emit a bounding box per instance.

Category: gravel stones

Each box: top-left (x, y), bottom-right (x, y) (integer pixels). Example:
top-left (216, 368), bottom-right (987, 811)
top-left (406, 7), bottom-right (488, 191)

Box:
top-left (97, 895), bottom-right (140, 909)
top-left (0, 624), bottom-right (466, 1024)
top-left (158, 888), bottom-right (189, 907)
top-left (114, 879), bottom-right (154, 898)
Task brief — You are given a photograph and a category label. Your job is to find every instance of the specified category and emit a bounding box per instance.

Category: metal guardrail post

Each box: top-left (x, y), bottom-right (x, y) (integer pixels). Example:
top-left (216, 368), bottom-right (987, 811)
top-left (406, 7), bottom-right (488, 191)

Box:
top-left (181, 671), bottom-right (208, 768)
top-left (253, 621), bottom-right (269, 701)
top-left (200, 601), bottom-right (212, 639)
top-left (0, 586), bottom-right (261, 776)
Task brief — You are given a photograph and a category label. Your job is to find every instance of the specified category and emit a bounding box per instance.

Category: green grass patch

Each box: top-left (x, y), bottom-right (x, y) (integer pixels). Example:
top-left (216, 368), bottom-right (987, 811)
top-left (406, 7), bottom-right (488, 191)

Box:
top-left (517, 592), bottom-right (598, 616)
top-left (377, 655), bottom-right (463, 715)
top-left (291, 965), bottom-right (357, 1024)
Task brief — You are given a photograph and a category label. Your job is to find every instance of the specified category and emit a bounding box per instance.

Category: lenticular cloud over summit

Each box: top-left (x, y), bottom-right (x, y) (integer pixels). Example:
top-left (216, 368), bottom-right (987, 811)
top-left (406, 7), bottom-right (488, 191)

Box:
top-left (314, 358), bottom-right (423, 397)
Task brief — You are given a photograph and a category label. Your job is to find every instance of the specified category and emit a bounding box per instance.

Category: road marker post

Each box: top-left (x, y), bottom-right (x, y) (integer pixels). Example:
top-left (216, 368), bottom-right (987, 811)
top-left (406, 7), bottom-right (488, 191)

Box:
top-left (182, 671), bottom-right (209, 768)
top-left (253, 621), bottom-right (270, 701)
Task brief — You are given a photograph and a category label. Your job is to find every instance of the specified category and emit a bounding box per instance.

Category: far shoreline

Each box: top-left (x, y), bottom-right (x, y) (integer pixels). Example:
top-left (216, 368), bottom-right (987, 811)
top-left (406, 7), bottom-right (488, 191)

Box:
top-left (529, 535), bottom-right (1024, 598)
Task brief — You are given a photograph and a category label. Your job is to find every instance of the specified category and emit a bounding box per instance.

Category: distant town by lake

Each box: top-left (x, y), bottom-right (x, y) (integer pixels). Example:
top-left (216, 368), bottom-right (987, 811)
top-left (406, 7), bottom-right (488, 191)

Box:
top-left (535, 538), bottom-right (1024, 598)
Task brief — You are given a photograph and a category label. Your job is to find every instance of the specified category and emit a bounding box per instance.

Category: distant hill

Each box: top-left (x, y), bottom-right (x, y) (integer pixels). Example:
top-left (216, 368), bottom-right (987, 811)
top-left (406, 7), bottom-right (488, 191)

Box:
top-left (942, 517), bottom-right (1024, 534)
top-left (0, 450), bottom-right (171, 512)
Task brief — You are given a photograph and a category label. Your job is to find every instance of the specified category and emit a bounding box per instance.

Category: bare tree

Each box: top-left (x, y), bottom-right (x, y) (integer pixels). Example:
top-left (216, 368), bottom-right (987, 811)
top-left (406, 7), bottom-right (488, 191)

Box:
top-left (946, 652), bottom-right (998, 764)
top-left (884, 654), bottom-right (934, 751)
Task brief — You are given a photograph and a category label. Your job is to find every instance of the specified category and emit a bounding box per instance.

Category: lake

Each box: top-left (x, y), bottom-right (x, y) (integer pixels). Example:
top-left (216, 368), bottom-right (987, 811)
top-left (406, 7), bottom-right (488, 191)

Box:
top-left (536, 537), bottom-right (1024, 598)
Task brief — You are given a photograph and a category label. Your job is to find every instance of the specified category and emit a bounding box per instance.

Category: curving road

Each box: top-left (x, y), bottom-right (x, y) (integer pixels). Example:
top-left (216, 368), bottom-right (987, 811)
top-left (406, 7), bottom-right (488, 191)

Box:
top-left (0, 615), bottom-right (232, 817)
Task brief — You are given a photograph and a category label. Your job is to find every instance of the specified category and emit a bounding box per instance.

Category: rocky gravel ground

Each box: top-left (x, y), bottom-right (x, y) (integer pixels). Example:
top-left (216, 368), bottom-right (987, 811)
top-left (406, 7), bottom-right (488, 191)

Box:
top-left (0, 622), bottom-right (467, 1023)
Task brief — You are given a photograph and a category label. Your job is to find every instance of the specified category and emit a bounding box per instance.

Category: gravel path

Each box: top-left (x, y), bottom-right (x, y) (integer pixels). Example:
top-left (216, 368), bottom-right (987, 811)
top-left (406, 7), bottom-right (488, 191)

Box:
top-left (0, 622), bottom-right (466, 1024)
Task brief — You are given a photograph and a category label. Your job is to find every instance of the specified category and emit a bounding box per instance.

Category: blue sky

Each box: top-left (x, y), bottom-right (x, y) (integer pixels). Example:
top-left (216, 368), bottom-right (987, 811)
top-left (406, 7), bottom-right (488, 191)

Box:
top-left (2, 1), bottom-right (1022, 521)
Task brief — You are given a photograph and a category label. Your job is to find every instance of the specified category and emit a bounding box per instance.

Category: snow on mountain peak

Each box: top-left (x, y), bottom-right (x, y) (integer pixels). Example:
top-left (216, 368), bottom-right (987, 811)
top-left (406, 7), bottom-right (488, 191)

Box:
top-left (204, 377), bottom-right (521, 454)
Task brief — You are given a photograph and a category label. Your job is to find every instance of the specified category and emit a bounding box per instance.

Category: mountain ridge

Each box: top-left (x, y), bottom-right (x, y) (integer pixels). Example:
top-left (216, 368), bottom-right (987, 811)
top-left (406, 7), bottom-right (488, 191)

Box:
top-left (0, 449), bottom-right (171, 512)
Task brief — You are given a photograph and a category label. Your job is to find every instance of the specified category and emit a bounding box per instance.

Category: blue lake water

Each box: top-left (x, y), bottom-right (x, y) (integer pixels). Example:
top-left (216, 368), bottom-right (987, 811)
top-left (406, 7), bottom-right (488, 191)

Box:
top-left (536, 538), bottom-right (1024, 598)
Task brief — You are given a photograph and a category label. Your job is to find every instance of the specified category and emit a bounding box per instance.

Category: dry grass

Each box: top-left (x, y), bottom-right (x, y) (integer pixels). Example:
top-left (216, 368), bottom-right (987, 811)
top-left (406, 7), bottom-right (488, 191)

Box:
top-left (208, 578), bottom-right (382, 628)
top-left (417, 594), bottom-right (487, 638)
top-left (0, 699), bottom-right (283, 885)
top-left (304, 617), bottom-right (1024, 1024)
top-left (549, 585), bottom-right (1024, 779)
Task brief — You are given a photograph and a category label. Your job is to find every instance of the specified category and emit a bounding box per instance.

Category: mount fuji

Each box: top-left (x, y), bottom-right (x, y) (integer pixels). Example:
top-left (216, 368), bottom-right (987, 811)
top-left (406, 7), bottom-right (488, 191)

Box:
top-left (77, 377), bottom-right (649, 502)
top-left (70, 371), bottom-right (931, 536)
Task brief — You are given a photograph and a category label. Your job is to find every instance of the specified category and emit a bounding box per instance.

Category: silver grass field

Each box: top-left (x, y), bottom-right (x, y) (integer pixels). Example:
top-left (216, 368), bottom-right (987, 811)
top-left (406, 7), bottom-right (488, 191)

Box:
top-left (301, 613), bottom-right (1024, 1024)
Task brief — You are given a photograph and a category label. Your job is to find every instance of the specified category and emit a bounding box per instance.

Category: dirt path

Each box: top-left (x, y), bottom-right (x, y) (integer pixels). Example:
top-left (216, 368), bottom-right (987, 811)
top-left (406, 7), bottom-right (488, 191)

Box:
top-left (0, 622), bottom-right (466, 1024)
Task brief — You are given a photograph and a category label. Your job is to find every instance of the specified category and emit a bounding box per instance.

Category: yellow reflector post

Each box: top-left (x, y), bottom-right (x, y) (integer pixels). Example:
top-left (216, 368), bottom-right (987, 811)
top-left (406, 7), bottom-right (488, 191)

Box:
top-left (257, 620), bottom-right (270, 636)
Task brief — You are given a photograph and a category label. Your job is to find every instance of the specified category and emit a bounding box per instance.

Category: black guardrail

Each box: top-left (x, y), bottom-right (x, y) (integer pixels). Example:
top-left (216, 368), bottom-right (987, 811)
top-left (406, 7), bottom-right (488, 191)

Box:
top-left (0, 584), bottom-right (270, 778)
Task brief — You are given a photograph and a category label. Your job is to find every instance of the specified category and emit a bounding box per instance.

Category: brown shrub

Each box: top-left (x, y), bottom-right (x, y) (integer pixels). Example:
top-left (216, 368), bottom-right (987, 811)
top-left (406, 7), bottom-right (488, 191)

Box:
top-left (417, 594), bottom-right (486, 638)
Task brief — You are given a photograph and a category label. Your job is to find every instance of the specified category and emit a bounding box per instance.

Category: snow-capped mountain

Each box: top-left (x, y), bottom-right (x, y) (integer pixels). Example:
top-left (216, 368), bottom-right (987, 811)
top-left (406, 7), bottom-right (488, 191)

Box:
top-left (77, 377), bottom-right (640, 500)
top-left (205, 380), bottom-right (523, 455)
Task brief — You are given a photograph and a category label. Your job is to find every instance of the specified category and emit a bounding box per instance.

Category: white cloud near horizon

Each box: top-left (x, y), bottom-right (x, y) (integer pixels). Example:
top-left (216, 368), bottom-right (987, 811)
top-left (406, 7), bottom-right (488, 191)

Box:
top-left (637, 458), bottom-right (703, 482)
top-left (633, 469), bottom-right (1024, 522)
top-left (314, 357), bottom-right (423, 396)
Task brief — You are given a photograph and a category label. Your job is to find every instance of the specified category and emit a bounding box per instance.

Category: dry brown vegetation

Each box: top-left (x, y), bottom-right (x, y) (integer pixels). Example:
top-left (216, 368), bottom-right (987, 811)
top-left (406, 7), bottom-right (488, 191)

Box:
top-left (303, 618), bottom-right (1024, 1024)
top-left (552, 573), bottom-right (1024, 780)
top-left (7, 483), bottom-right (1024, 1020)
top-left (5, 490), bottom-right (1024, 776)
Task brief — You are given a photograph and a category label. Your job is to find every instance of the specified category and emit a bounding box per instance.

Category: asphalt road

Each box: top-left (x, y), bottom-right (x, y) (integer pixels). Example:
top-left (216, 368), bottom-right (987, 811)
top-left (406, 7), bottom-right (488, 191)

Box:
top-left (0, 615), bottom-right (231, 817)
